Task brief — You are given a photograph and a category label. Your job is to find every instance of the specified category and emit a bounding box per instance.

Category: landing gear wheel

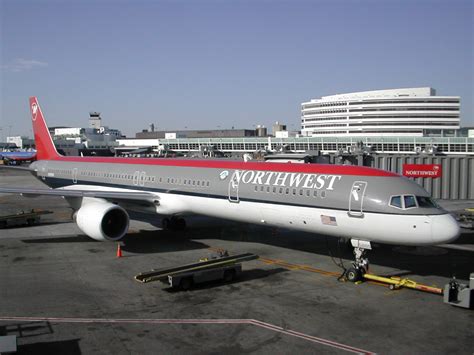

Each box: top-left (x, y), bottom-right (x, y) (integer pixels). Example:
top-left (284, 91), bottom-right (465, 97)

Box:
top-left (162, 218), bottom-right (170, 230)
top-left (172, 217), bottom-right (186, 231)
top-left (346, 267), bottom-right (362, 282)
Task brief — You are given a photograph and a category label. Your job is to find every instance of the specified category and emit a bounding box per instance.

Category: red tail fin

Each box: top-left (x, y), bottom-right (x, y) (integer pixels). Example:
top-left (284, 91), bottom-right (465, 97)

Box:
top-left (29, 97), bottom-right (61, 160)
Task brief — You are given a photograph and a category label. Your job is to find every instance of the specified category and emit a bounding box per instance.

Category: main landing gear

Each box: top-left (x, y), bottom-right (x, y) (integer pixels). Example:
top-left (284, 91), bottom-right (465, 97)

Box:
top-left (162, 216), bottom-right (186, 231)
top-left (345, 239), bottom-right (372, 282)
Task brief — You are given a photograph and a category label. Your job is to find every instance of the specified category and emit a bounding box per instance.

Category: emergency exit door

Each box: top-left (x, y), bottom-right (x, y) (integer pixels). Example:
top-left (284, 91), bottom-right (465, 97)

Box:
top-left (348, 181), bottom-right (367, 217)
top-left (228, 171), bottom-right (240, 203)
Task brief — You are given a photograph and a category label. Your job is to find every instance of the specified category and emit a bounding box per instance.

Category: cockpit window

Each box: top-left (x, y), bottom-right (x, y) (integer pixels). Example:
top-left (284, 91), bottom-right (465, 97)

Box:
top-left (390, 196), bottom-right (402, 208)
top-left (404, 195), bottom-right (417, 209)
top-left (416, 196), bottom-right (437, 208)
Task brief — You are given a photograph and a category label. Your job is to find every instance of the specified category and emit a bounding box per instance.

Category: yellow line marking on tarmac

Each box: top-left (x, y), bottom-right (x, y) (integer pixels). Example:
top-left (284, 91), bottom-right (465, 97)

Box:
top-left (209, 247), bottom-right (391, 289)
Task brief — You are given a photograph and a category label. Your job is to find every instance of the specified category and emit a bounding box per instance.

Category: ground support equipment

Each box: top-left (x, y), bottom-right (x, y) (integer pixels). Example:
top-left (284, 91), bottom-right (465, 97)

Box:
top-left (0, 209), bottom-right (52, 228)
top-left (363, 273), bottom-right (443, 295)
top-left (454, 208), bottom-right (474, 229)
top-left (444, 273), bottom-right (474, 309)
top-left (134, 252), bottom-right (258, 289)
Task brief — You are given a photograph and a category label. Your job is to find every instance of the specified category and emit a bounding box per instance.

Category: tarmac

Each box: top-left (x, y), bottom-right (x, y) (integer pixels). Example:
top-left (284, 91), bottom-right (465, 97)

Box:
top-left (0, 167), bottom-right (473, 354)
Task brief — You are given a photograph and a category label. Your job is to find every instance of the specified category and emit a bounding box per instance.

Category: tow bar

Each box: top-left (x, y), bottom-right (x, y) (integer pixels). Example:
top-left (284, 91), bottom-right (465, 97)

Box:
top-left (362, 273), bottom-right (443, 295)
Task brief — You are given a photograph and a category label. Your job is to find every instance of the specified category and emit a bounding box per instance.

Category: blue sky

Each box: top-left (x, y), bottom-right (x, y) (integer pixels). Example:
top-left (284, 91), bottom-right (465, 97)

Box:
top-left (1, 0), bottom-right (473, 138)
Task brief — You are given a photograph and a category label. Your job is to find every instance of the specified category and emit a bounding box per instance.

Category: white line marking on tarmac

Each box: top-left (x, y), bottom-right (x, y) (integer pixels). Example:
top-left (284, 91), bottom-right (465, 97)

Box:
top-left (0, 316), bottom-right (374, 354)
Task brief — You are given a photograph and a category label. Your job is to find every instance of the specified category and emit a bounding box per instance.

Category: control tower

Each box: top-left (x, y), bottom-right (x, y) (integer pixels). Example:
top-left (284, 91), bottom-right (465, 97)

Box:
top-left (89, 112), bottom-right (101, 129)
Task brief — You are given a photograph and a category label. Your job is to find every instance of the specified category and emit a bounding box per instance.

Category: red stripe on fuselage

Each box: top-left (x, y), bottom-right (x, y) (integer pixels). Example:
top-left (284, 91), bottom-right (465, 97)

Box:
top-left (52, 156), bottom-right (398, 177)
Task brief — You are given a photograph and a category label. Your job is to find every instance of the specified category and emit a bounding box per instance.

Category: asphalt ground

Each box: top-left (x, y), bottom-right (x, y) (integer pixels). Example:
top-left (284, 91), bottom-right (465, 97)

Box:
top-left (0, 167), bottom-right (473, 354)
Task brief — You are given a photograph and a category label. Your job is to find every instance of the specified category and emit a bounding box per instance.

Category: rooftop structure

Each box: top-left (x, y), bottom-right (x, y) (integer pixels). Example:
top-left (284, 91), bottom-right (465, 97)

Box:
top-left (301, 88), bottom-right (460, 137)
top-left (136, 129), bottom-right (258, 139)
top-left (117, 135), bottom-right (473, 156)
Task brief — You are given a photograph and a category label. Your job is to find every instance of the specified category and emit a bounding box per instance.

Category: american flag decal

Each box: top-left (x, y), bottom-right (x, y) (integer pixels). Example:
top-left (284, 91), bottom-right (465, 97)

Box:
top-left (321, 215), bottom-right (337, 226)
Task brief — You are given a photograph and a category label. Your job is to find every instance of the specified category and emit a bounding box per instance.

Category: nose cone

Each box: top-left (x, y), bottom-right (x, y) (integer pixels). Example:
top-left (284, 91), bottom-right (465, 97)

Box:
top-left (431, 214), bottom-right (460, 244)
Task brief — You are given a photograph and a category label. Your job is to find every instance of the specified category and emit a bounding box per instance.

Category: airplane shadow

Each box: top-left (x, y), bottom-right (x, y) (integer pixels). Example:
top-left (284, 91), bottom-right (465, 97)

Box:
top-left (121, 230), bottom-right (209, 254)
top-left (18, 212), bottom-right (474, 280)
top-left (185, 219), bottom-right (474, 281)
top-left (20, 230), bottom-right (209, 255)
top-left (22, 235), bottom-right (96, 243)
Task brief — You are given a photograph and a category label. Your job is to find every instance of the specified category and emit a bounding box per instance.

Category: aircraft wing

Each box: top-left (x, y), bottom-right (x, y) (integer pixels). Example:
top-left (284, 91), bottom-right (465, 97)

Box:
top-left (0, 165), bottom-right (34, 172)
top-left (0, 187), bottom-right (158, 202)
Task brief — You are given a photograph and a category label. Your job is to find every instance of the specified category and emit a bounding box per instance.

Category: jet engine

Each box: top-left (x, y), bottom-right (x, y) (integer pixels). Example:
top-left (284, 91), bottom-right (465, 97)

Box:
top-left (75, 198), bottom-right (129, 241)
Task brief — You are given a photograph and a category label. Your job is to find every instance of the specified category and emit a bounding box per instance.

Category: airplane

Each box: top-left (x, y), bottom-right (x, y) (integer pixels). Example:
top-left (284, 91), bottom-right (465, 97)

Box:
top-left (0, 97), bottom-right (460, 281)
top-left (0, 151), bottom-right (37, 165)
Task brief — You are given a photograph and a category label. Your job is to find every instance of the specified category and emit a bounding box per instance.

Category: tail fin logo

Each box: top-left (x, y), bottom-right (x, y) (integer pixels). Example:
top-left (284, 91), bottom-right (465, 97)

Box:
top-left (31, 102), bottom-right (38, 121)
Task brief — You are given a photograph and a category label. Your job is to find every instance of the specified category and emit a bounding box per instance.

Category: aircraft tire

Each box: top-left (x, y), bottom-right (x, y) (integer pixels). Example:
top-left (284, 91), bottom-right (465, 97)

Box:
top-left (174, 218), bottom-right (186, 231)
top-left (346, 267), bottom-right (362, 282)
top-left (170, 217), bottom-right (186, 231)
top-left (162, 218), bottom-right (170, 230)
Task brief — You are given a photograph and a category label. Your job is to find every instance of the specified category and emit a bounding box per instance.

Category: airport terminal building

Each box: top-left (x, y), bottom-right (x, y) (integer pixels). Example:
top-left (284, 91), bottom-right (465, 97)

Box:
top-left (301, 88), bottom-right (460, 137)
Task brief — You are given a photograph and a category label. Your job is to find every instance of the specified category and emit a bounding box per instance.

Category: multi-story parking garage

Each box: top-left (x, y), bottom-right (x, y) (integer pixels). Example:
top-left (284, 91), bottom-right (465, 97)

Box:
top-left (301, 88), bottom-right (460, 137)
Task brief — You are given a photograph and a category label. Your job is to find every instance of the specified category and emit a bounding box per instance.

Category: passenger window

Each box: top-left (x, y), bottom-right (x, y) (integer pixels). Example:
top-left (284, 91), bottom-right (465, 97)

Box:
top-left (404, 195), bottom-right (417, 208)
top-left (390, 196), bottom-right (402, 208)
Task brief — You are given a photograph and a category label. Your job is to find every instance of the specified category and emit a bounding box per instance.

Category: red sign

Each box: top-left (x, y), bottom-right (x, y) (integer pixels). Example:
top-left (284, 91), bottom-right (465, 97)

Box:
top-left (403, 164), bottom-right (442, 178)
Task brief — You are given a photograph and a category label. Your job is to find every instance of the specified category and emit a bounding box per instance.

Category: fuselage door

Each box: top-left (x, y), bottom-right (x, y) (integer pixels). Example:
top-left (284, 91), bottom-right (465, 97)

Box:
top-left (133, 171), bottom-right (140, 186)
top-left (72, 168), bottom-right (78, 184)
top-left (348, 181), bottom-right (367, 217)
top-left (228, 171), bottom-right (240, 203)
top-left (139, 172), bottom-right (146, 187)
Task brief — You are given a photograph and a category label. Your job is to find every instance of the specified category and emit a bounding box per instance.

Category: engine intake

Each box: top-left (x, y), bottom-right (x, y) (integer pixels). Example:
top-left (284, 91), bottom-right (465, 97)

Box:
top-left (76, 199), bottom-right (129, 241)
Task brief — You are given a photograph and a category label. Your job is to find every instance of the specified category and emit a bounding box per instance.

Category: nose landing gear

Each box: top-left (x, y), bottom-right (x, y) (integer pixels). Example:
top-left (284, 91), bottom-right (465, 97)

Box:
top-left (346, 239), bottom-right (372, 282)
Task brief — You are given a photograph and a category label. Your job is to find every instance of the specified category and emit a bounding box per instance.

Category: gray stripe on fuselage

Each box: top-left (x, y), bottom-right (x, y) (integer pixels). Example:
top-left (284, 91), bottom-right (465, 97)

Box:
top-left (31, 160), bottom-right (443, 216)
top-left (39, 174), bottom-right (445, 216)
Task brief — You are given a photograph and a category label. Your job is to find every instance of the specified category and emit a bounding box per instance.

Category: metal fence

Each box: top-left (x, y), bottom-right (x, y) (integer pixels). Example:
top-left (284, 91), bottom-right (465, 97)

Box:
top-left (372, 155), bottom-right (474, 200)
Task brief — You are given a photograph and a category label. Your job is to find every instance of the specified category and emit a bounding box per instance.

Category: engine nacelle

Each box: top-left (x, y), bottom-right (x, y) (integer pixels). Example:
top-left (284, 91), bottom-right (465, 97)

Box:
top-left (75, 198), bottom-right (129, 241)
